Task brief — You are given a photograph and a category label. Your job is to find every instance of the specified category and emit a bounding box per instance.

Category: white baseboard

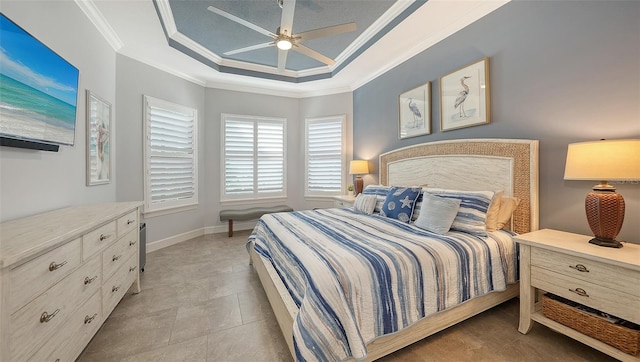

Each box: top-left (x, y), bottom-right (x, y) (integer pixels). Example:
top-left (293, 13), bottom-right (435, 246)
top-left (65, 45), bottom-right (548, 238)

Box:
top-left (147, 221), bottom-right (258, 252)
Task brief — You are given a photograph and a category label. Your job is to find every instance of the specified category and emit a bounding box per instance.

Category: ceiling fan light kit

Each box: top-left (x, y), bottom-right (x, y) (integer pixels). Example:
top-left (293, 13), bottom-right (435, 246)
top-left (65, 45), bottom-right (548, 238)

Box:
top-left (207, 0), bottom-right (356, 72)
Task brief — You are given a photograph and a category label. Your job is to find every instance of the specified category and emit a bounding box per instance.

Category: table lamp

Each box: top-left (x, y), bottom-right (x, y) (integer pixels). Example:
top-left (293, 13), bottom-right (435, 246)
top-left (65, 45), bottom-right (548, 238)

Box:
top-left (563, 139), bottom-right (640, 248)
top-left (349, 160), bottom-right (369, 195)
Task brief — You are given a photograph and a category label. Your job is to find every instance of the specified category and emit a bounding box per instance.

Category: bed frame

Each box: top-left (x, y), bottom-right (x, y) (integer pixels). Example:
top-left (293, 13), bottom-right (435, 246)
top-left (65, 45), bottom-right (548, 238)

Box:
top-left (249, 138), bottom-right (539, 361)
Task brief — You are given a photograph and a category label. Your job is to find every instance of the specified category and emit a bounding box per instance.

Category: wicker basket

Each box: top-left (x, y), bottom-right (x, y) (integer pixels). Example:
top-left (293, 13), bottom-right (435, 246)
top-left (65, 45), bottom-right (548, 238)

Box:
top-left (542, 294), bottom-right (640, 356)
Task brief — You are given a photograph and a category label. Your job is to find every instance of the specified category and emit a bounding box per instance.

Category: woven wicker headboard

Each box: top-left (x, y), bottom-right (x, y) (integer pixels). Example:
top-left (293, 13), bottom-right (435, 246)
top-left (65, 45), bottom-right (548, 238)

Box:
top-left (379, 139), bottom-right (539, 234)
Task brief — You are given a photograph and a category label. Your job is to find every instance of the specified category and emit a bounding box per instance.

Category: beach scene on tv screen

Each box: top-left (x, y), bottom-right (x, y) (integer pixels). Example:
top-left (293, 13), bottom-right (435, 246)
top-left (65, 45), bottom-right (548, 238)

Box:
top-left (0, 14), bottom-right (79, 146)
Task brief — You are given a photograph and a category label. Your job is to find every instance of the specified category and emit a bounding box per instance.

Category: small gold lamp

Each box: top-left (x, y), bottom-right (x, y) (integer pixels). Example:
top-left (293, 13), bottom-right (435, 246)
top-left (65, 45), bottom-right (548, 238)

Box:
top-left (349, 160), bottom-right (369, 195)
top-left (564, 139), bottom-right (640, 248)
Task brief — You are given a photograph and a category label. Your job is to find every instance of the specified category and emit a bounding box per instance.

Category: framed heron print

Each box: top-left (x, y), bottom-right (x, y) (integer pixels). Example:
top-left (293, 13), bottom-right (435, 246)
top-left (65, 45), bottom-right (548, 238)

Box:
top-left (440, 57), bottom-right (490, 132)
top-left (86, 90), bottom-right (111, 186)
top-left (398, 82), bottom-right (431, 139)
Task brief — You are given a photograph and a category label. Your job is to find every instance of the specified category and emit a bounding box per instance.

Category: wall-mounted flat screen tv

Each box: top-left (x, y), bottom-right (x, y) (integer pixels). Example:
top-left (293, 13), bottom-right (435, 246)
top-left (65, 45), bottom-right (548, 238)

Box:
top-left (0, 12), bottom-right (80, 150)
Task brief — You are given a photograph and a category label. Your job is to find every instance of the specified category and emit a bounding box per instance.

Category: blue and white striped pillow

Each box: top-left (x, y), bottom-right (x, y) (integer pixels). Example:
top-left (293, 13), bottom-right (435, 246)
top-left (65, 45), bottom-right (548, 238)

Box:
top-left (361, 185), bottom-right (391, 214)
top-left (352, 194), bottom-right (377, 215)
top-left (424, 188), bottom-right (496, 236)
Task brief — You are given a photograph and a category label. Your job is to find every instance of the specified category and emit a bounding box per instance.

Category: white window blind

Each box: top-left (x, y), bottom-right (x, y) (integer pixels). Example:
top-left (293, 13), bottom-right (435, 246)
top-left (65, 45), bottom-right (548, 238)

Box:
top-left (222, 114), bottom-right (286, 201)
top-left (305, 115), bottom-right (345, 196)
top-left (143, 96), bottom-right (198, 213)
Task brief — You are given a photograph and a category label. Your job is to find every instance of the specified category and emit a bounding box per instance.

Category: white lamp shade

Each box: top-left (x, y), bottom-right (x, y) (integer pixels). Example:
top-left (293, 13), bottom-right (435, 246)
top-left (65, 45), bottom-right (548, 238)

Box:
top-left (349, 160), bottom-right (369, 175)
top-left (564, 139), bottom-right (640, 181)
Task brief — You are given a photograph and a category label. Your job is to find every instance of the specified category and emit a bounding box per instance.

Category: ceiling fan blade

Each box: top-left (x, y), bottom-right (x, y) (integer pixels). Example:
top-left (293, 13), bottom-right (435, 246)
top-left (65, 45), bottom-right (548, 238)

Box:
top-left (207, 6), bottom-right (275, 38)
top-left (296, 22), bottom-right (357, 42)
top-left (278, 49), bottom-right (288, 72)
top-left (224, 42), bottom-right (273, 56)
top-left (293, 44), bottom-right (335, 66)
top-left (279, 0), bottom-right (296, 35)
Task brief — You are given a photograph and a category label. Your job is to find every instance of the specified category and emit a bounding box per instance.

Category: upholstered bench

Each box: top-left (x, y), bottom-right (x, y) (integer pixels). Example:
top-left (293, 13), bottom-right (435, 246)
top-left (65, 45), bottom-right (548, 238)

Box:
top-left (219, 205), bottom-right (293, 237)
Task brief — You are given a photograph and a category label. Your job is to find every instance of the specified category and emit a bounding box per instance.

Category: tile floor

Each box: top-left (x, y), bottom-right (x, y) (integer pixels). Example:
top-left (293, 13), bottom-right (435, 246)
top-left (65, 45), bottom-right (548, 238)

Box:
top-left (79, 230), bottom-right (617, 361)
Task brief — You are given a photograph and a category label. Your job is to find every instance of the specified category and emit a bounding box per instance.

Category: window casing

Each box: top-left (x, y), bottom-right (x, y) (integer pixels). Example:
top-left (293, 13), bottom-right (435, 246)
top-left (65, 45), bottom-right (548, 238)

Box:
top-left (143, 96), bottom-right (198, 214)
top-left (222, 114), bottom-right (286, 202)
top-left (305, 115), bottom-right (346, 197)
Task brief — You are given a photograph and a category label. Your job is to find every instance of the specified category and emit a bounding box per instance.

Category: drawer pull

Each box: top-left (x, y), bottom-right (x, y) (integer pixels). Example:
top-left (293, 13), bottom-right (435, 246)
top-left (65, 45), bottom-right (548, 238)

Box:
top-left (99, 233), bottom-right (111, 241)
top-left (84, 275), bottom-right (98, 285)
top-left (40, 309), bottom-right (60, 323)
top-left (112, 254), bottom-right (122, 262)
top-left (129, 240), bottom-right (137, 246)
top-left (84, 313), bottom-right (98, 324)
top-left (112, 285), bottom-right (120, 293)
top-left (48, 260), bottom-right (67, 271)
top-left (569, 264), bottom-right (589, 273)
top-left (127, 219), bottom-right (135, 225)
top-left (129, 266), bottom-right (136, 272)
top-left (569, 288), bottom-right (589, 297)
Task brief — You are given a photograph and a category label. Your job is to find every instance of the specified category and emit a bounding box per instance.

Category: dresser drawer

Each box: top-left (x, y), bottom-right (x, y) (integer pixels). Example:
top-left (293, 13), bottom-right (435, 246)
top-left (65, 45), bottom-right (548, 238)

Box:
top-left (28, 290), bottom-right (102, 362)
top-left (532, 266), bottom-right (640, 324)
top-left (103, 253), bottom-right (138, 318)
top-left (9, 238), bottom-right (82, 313)
top-left (117, 210), bottom-right (138, 238)
top-left (102, 228), bottom-right (138, 281)
top-left (82, 221), bottom-right (117, 260)
top-left (531, 247), bottom-right (640, 297)
top-left (10, 254), bottom-right (101, 361)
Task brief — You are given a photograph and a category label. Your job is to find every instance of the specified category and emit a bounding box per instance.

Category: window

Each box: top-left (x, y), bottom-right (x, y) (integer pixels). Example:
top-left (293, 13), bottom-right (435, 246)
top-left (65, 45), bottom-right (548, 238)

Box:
top-left (222, 114), bottom-right (286, 201)
top-left (305, 115), bottom-right (345, 197)
top-left (143, 96), bottom-right (198, 214)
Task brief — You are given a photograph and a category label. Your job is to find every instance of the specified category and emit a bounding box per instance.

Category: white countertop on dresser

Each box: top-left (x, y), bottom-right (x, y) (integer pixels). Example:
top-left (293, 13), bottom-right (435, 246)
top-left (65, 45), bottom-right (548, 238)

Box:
top-left (0, 202), bottom-right (142, 269)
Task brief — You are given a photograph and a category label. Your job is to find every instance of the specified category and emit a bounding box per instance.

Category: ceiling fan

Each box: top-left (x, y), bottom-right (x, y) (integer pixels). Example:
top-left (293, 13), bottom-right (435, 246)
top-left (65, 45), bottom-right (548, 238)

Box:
top-left (206, 0), bottom-right (357, 72)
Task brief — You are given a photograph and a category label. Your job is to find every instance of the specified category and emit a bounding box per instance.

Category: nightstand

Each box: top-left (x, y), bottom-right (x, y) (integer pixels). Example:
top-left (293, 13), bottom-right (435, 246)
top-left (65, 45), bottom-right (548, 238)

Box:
top-left (515, 229), bottom-right (640, 361)
top-left (333, 195), bottom-right (356, 208)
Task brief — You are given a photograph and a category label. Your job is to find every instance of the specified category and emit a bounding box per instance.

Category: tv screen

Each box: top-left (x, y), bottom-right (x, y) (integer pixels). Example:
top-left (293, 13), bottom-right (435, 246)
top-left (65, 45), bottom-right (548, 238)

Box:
top-left (0, 12), bottom-right (80, 147)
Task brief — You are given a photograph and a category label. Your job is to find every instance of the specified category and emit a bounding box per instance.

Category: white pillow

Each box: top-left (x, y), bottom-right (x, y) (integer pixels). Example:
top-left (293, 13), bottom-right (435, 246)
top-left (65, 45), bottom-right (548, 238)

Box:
top-left (414, 193), bottom-right (461, 234)
top-left (353, 194), bottom-right (377, 215)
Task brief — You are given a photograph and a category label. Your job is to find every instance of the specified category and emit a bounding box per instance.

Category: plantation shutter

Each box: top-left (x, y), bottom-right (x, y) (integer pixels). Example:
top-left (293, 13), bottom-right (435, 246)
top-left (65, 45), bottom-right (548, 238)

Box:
top-left (222, 115), bottom-right (286, 200)
top-left (306, 116), bottom-right (345, 195)
top-left (144, 96), bottom-right (197, 212)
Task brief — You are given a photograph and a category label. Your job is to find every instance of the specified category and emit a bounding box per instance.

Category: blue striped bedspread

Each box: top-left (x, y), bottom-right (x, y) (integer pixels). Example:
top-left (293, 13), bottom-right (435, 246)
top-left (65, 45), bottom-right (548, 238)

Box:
top-left (248, 208), bottom-right (518, 361)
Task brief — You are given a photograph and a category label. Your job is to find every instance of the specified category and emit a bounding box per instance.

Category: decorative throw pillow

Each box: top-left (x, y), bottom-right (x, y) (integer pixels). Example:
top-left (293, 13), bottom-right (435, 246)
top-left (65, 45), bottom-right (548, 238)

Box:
top-left (414, 193), bottom-right (461, 234)
top-left (410, 185), bottom-right (430, 222)
top-left (485, 190), bottom-right (505, 232)
top-left (381, 186), bottom-right (421, 222)
top-left (424, 188), bottom-right (496, 236)
top-left (496, 197), bottom-right (521, 230)
top-left (353, 194), bottom-right (377, 215)
top-left (362, 185), bottom-right (391, 214)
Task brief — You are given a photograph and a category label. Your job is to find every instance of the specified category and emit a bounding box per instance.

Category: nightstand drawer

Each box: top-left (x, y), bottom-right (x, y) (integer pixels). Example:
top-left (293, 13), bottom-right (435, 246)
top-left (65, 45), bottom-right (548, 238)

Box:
top-left (532, 266), bottom-right (640, 324)
top-left (532, 248), bottom-right (640, 298)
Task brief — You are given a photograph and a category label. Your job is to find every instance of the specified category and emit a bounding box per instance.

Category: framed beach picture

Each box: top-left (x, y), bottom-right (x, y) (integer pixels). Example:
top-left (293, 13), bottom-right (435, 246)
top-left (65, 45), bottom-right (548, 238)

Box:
top-left (86, 90), bottom-right (111, 186)
top-left (439, 57), bottom-right (490, 132)
top-left (398, 82), bottom-right (431, 139)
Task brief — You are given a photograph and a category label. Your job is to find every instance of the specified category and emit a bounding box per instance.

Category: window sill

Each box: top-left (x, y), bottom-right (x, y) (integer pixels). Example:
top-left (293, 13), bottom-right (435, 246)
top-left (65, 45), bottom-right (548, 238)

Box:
top-left (143, 203), bottom-right (198, 218)
top-left (220, 197), bottom-right (288, 207)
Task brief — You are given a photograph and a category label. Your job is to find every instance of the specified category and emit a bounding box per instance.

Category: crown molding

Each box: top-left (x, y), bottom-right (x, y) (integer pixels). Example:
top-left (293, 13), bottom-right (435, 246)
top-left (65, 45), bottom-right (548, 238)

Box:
top-left (74, 0), bottom-right (124, 51)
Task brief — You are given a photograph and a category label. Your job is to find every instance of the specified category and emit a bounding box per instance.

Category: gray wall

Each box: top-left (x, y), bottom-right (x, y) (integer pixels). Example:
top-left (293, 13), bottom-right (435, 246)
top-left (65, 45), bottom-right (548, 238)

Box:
top-left (0, 1), bottom-right (117, 222)
top-left (353, 1), bottom-right (640, 243)
top-left (115, 55), bottom-right (206, 244)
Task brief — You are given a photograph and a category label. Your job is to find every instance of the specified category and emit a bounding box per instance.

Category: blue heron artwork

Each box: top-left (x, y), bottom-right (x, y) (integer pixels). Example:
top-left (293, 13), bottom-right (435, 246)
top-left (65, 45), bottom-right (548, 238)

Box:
top-left (454, 76), bottom-right (471, 118)
top-left (440, 57), bottom-right (490, 131)
top-left (399, 82), bottom-right (431, 139)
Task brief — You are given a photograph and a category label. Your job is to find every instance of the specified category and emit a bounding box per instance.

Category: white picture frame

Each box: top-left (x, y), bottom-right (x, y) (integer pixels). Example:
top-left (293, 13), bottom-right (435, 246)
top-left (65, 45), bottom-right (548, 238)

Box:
top-left (86, 90), bottom-right (111, 186)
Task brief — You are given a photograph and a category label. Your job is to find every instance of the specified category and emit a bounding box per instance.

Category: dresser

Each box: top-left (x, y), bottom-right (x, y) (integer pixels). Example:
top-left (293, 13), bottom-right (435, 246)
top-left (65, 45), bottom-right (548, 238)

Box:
top-left (515, 229), bottom-right (640, 362)
top-left (0, 202), bottom-right (142, 362)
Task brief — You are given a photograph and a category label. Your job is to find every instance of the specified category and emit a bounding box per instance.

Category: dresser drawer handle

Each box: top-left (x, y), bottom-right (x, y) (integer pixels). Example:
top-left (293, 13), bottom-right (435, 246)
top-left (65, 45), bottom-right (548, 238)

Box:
top-left (569, 264), bottom-right (589, 273)
top-left (84, 276), bottom-right (98, 285)
top-left (48, 261), bottom-right (67, 272)
top-left (112, 285), bottom-right (120, 293)
top-left (40, 309), bottom-right (60, 323)
top-left (112, 254), bottom-right (122, 262)
top-left (129, 266), bottom-right (137, 272)
top-left (569, 288), bottom-right (589, 297)
top-left (129, 240), bottom-right (137, 246)
top-left (99, 233), bottom-right (111, 241)
top-left (84, 313), bottom-right (98, 324)
top-left (127, 219), bottom-right (135, 225)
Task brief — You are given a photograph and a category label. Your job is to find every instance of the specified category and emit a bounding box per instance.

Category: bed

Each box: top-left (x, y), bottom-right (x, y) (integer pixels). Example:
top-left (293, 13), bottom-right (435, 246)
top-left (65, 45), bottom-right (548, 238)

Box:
top-left (247, 138), bottom-right (539, 361)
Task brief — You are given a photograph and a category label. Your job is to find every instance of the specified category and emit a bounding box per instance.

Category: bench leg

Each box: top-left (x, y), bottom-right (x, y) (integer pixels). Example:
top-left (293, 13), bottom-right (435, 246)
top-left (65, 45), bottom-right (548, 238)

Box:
top-left (228, 220), bottom-right (233, 237)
